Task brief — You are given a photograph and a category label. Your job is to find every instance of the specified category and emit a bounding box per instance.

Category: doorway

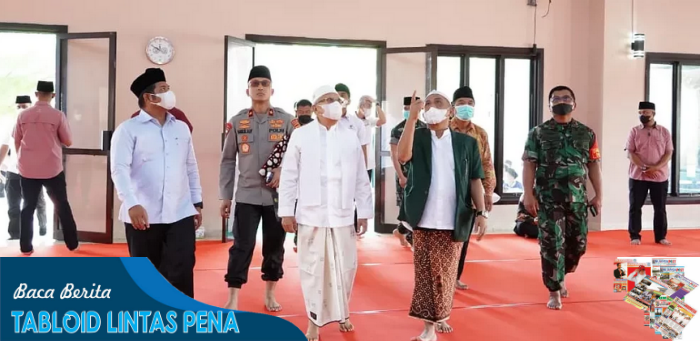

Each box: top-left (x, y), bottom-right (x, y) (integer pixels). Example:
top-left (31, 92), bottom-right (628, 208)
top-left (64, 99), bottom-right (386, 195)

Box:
top-left (0, 23), bottom-right (117, 246)
top-left (221, 35), bottom-right (384, 240)
top-left (0, 30), bottom-right (57, 246)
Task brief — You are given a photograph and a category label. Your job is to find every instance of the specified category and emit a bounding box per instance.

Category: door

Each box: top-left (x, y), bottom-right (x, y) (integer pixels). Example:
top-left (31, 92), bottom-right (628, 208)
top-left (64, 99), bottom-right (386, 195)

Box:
top-left (54, 32), bottom-right (117, 244)
top-left (221, 36), bottom-right (255, 242)
top-left (375, 47), bottom-right (437, 233)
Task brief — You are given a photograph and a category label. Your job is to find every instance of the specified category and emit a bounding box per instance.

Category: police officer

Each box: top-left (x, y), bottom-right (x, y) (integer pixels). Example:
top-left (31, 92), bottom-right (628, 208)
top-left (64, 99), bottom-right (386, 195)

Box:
top-left (521, 85), bottom-right (603, 311)
top-left (219, 65), bottom-right (298, 312)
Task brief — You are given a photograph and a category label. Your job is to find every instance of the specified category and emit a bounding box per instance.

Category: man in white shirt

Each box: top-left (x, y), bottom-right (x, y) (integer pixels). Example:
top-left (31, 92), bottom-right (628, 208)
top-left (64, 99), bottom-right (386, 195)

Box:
top-left (335, 83), bottom-right (370, 234)
top-left (278, 85), bottom-right (373, 341)
top-left (355, 95), bottom-right (387, 180)
top-left (0, 96), bottom-right (47, 240)
top-left (111, 68), bottom-right (203, 298)
top-left (398, 90), bottom-right (487, 341)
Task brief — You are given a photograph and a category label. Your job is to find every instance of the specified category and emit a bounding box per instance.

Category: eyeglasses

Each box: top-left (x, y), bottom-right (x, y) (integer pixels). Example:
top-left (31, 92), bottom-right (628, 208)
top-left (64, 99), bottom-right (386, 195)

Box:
top-left (249, 80), bottom-right (270, 88)
top-left (319, 97), bottom-right (343, 104)
top-left (550, 96), bottom-right (574, 104)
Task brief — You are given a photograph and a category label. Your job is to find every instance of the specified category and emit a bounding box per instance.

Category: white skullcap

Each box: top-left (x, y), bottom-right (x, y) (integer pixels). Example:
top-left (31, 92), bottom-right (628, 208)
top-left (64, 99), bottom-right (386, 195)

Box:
top-left (426, 90), bottom-right (451, 103)
top-left (312, 85), bottom-right (337, 104)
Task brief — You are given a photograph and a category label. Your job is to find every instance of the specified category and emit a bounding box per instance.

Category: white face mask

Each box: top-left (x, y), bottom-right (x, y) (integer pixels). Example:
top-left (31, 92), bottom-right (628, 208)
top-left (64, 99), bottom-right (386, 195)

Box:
top-left (154, 91), bottom-right (176, 110)
top-left (423, 107), bottom-right (448, 124)
top-left (321, 102), bottom-right (343, 120)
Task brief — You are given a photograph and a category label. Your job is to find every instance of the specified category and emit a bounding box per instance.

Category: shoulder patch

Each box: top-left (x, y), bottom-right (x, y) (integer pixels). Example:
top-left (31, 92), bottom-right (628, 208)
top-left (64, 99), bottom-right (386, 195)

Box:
top-left (291, 118), bottom-right (300, 128)
top-left (225, 122), bottom-right (233, 135)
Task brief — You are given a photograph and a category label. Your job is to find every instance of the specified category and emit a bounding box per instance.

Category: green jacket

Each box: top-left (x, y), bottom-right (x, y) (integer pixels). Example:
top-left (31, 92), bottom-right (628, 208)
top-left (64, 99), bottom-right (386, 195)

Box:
top-left (397, 128), bottom-right (484, 242)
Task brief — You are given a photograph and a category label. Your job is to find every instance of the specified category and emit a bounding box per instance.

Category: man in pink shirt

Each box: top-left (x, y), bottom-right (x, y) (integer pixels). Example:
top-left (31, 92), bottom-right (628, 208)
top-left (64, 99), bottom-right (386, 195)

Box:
top-left (625, 101), bottom-right (673, 246)
top-left (13, 81), bottom-right (79, 255)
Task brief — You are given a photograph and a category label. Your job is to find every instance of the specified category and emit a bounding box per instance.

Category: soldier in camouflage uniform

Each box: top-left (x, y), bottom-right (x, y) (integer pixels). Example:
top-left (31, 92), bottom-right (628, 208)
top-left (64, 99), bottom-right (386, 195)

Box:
top-left (521, 86), bottom-right (603, 310)
top-left (219, 65), bottom-right (299, 312)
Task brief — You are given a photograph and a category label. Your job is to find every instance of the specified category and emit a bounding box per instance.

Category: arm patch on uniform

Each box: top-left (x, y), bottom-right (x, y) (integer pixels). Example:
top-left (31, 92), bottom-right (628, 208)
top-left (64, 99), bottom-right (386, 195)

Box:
top-left (590, 136), bottom-right (601, 160)
top-left (291, 118), bottom-right (300, 129)
top-left (225, 122), bottom-right (233, 135)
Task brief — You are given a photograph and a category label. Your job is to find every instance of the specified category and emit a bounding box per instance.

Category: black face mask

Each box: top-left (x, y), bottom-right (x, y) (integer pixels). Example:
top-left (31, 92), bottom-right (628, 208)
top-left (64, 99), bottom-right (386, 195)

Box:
top-left (552, 104), bottom-right (573, 116)
top-left (298, 115), bottom-right (313, 125)
top-left (639, 115), bottom-right (651, 124)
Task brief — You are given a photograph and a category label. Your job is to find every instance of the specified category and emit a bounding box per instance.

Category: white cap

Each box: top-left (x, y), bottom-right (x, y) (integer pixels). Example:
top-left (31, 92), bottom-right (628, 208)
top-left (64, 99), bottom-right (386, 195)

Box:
top-left (313, 85), bottom-right (337, 104)
top-left (426, 90), bottom-right (451, 103)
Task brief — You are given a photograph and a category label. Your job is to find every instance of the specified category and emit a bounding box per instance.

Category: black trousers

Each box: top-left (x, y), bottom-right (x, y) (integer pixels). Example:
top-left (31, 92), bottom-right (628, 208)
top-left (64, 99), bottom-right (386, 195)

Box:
top-left (628, 179), bottom-right (668, 242)
top-left (225, 203), bottom-right (286, 288)
top-left (457, 214), bottom-right (477, 280)
top-left (20, 172), bottom-right (77, 253)
top-left (354, 169), bottom-right (374, 232)
top-left (125, 216), bottom-right (196, 298)
top-left (5, 172), bottom-right (47, 239)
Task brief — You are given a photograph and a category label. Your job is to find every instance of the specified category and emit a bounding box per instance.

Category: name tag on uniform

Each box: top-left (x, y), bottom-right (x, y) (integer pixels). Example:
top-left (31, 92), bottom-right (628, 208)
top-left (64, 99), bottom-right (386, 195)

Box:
top-left (269, 119), bottom-right (284, 129)
top-left (269, 133), bottom-right (284, 142)
top-left (237, 129), bottom-right (252, 134)
top-left (268, 128), bottom-right (284, 133)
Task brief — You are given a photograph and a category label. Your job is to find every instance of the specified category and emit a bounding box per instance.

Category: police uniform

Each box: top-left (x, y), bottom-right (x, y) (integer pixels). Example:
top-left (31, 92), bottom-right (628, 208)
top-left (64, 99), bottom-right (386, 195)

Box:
top-left (220, 99), bottom-right (298, 289)
top-left (522, 118), bottom-right (601, 292)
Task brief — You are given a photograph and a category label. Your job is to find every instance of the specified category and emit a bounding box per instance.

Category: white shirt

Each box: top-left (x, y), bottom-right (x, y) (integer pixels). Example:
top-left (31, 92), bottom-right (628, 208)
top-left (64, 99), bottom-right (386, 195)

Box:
top-left (338, 114), bottom-right (369, 148)
top-left (359, 115), bottom-right (379, 170)
top-left (110, 110), bottom-right (202, 224)
top-left (278, 121), bottom-right (373, 228)
top-left (0, 118), bottom-right (18, 174)
top-left (418, 130), bottom-right (457, 230)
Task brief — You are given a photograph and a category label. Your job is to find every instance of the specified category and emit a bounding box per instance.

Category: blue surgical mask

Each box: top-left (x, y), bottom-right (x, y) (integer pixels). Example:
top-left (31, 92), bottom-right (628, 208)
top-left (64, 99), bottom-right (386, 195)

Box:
top-left (455, 105), bottom-right (475, 121)
top-left (403, 110), bottom-right (410, 119)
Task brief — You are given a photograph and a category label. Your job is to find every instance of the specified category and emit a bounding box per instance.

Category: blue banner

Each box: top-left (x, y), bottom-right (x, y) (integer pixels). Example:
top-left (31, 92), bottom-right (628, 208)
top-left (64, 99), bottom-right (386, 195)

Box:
top-left (0, 258), bottom-right (306, 340)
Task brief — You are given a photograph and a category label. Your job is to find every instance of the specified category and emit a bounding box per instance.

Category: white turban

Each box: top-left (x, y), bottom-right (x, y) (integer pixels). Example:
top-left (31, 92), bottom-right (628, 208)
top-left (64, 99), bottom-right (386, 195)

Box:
top-left (312, 85), bottom-right (337, 104)
top-left (426, 90), bottom-right (451, 103)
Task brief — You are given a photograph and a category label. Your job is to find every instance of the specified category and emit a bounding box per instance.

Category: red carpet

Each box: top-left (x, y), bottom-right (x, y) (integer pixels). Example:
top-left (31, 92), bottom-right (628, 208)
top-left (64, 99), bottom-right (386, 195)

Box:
top-left (2, 229), bottom-right (697, 340)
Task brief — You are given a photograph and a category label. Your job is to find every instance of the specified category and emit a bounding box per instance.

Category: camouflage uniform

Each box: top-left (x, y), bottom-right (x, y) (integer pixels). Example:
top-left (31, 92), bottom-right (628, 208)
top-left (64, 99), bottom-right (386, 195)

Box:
top-left (522, 118), bottom-right (601, 292)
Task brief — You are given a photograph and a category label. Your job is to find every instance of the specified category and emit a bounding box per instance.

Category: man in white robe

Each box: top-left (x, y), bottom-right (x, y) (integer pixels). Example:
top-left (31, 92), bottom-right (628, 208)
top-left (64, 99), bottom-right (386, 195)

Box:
top-left (278, 85), bottom-right (373, 341)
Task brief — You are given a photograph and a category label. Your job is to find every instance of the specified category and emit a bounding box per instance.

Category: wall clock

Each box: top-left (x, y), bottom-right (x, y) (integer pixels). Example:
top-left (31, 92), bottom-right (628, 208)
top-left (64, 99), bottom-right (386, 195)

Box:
top-left (146, 37), bottom-right (174, 65)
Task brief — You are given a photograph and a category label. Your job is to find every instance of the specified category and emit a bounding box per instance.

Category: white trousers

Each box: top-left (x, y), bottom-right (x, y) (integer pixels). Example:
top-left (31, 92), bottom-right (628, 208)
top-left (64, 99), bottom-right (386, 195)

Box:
top-left (297, 224), bottom-right (357, 327)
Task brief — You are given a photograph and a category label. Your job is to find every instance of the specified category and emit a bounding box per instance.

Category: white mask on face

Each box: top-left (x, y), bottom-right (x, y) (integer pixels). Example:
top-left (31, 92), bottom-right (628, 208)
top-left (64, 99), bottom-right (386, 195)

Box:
top-left (154, 91), bottom-right (176, 110)
top-left (321, 102), bottom-right (343, 120)
top-left (423, 107), bottom-right (448, 124)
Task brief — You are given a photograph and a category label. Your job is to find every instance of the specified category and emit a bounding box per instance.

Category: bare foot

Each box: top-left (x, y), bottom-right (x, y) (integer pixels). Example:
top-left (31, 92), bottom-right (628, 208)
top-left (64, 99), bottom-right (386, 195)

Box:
top-left (306, 320), bottom-right (319, 341)
top-left (265, 281), bottom-right (282, 312)
top-left (547, 291), bottom-right (562, 310)
top-left (455, 280), bottom-right (468, 290)
top-left (411, 322), bottom-right (437, 341)
top-left (339, 319), bottom-right (354, 332)
top-left (560, 282), bottom-right (569, 298)
top-left (436, 321), bottom-right (453, 333)
top-left (631, 239), bottom-right (641, 246)
top-left (393, 229), bottom-right (409, 247)
top-left (658, 239), bottom-right (672, 246)
top-left (223, 288), bottom-right (239, 310)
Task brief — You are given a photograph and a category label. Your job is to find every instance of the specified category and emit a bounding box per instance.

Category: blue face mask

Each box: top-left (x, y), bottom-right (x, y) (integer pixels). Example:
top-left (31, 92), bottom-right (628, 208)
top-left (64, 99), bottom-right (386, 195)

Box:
top-left (403, 110), bottom-right (410, 119)
top-left (455, 105), bottom-right (475, 120)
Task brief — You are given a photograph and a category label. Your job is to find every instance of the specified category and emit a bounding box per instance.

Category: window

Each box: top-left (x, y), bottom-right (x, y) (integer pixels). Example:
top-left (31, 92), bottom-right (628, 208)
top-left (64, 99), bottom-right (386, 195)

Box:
top-left (646, 53), bottom-right (700, 199)
top-left (436, 47), bottom-right (544, 203)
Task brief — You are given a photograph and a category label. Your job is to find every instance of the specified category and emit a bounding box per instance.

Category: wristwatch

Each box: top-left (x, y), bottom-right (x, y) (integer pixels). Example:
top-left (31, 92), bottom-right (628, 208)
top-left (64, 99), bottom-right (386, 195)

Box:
top-left (476, 210), bottom-right (489, 219)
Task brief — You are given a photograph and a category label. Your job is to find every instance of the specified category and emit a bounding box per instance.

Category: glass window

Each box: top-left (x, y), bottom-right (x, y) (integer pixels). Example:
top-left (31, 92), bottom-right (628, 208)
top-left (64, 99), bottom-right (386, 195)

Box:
top-left (502, 59), bottom-right (531, 194)
top-left (437, 56), bottom-right (461, 94)
top-left (648, 63), bottom-right (674, 193)
top-left (679, 65), bottom-right (700, 194)
top-left (469, 57), bottom-right (496, 150)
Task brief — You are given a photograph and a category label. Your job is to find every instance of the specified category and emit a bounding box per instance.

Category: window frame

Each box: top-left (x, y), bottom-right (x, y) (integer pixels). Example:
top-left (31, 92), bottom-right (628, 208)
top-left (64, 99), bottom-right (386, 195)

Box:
top-left (645, 52), bottom-right (700, 204)
top-left (431, 45), bottom-right (545, 205)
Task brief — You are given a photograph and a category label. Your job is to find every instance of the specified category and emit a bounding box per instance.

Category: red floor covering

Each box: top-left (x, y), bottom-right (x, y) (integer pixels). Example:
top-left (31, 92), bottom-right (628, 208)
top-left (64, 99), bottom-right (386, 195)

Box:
top-left (2, 229), bottom-right (697, 340)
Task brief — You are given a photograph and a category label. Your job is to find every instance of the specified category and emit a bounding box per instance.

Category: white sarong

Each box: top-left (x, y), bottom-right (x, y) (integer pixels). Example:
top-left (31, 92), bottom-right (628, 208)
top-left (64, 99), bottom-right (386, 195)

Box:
top-left (297, 224), bottom-right (357, 327)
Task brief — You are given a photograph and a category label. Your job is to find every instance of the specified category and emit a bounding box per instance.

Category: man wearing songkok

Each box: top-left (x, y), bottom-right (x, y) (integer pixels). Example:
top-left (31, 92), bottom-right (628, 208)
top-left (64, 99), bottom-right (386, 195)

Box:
top-left (111, 68), bottom-right (203, 298)
top-left (278, 85), bottom-right (372, 341)
top-left (398, 90), bottom-right (488, 341)
top-left (625, 101), bottom-right (673, 246)
top-left (448, 85), bottom-right (497, 294)
top-left (219, 65), bottom-right (297, 311)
